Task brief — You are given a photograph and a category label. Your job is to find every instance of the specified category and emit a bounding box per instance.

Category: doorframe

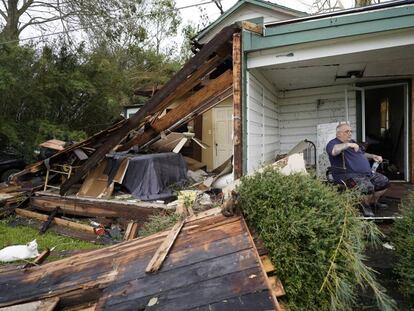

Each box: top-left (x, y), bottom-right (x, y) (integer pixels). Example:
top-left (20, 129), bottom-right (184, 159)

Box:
top-left (357, 82), bottom-right (410, 182)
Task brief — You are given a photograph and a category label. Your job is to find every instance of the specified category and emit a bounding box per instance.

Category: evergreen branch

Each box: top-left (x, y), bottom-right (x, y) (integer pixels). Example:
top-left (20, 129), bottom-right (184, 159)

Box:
top-left (319, 207), bottom-right (349, 293)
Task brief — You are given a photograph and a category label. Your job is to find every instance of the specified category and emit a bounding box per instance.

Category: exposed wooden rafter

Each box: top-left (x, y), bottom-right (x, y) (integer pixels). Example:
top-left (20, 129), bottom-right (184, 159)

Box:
top-left (59, 25), bottom-right (240, 195)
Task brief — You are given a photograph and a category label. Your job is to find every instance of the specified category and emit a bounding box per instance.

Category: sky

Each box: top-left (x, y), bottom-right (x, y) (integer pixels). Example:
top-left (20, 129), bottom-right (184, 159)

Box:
top-left (15, 0), bottom-right (368, 50)
top-left (176, 0), bottom-right (357, 26)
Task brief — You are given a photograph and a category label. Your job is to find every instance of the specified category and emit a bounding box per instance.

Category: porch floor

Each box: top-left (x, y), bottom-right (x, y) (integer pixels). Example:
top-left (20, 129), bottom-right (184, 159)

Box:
top-left (358, 182), bottom-right (413, 310)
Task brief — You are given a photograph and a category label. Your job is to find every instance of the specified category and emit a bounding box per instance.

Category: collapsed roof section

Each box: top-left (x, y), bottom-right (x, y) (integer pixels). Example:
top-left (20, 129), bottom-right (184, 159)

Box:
top-left (0, 212), bottom-right (279, 310)
top-left (12, 24), bottom-right (246, 195)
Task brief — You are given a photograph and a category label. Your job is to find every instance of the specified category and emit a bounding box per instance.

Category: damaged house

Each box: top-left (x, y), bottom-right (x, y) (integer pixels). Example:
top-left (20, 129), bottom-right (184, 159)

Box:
top-left (1, 0), bottom-right (414, 309)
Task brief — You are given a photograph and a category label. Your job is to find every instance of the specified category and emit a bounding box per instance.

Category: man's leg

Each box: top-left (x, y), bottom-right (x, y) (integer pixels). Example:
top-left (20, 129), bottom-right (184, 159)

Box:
top-left (370, 173), bottom-right (390, 209)
top-left (352, 176), bottom-right (375, 217)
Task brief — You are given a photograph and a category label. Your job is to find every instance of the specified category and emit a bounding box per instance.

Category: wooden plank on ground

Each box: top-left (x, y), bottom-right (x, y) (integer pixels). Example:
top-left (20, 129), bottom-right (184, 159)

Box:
top-left (145, 219), bottom-right (186, 273)
top-left (123, 222), bottom-right (139, 240)
top-left (260, 255), bottom-right (275, 274)
top-left (0, 297), bottom-right (59, 311)
top-left (31, 192), bottom-right (165, 220)
top-left (15, 208), bottom-right (95, 234)
top-left (268, 276), bottom-right (286, 297)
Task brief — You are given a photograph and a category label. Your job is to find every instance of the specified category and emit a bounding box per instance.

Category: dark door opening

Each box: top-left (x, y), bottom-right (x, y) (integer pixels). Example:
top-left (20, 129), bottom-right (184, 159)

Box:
top-left (364, 85), bottom-right (406, 180)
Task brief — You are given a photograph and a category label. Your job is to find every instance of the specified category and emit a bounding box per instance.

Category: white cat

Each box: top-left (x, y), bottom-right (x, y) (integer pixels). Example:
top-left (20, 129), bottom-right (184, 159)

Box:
top-left (0, 239), bottom-right (39, 262)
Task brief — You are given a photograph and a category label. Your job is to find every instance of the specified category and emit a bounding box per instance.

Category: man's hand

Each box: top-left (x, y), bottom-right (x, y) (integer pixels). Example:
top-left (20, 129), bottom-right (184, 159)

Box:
top-left (347, 142), bottom-right (359, 152)
top-left (372, 155), bottom-right (383, 163)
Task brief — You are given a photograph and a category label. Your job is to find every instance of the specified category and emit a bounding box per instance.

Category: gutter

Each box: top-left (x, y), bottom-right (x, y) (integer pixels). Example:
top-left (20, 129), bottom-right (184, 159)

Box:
top-left (265, 0), bottom-right (414, 28)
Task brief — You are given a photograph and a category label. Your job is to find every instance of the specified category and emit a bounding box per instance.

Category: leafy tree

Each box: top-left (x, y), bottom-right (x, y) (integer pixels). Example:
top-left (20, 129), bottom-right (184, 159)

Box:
top-left (0, 0), bottom-right (182, 52)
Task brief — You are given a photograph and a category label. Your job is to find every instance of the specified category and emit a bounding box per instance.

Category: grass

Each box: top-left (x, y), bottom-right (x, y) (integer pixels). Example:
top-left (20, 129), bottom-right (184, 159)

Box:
top-left (138, 211), bottom-right (181, 237)
top-left (0, 217), bottom-right (103, 264)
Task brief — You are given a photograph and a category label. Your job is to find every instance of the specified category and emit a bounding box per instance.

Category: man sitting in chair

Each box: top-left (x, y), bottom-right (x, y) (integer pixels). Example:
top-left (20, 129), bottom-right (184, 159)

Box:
top-left (326, 123), bottom-right (389, 217)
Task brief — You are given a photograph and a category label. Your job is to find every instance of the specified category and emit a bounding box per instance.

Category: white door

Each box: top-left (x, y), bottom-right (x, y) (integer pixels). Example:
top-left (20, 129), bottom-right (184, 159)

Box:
top-left (213, 106), bottom-right (233, 168)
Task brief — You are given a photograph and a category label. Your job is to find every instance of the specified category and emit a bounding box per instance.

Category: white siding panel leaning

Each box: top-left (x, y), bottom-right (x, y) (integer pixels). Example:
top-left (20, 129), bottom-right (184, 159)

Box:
top-left (246, 70), bottom-right (279, 173)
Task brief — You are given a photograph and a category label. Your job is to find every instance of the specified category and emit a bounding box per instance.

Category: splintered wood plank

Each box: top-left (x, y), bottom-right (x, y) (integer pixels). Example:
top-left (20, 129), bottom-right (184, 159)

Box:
top-left (268, 276), bottom-right (286, 297)
top-left (145, 219), bottom-right (186, 273)
top-left (240, 217), bottom-right (280, 311)
top-left (119, 55), bottom-right (224, 151)
top-left (240, 21), bottom-right (263, 35)
top-left (123, 222), bottom-right (139, 240)
top-left (260, 255), bottom-right (275, 274)
top-left (232, 32), bottom-right (243, 179)
top-left (15, 208), bottom-right (95, 234)
top-left (0, 297), bottom-right (59, 311)
top-left (127, 70), bottom-right (233, 148)
top-left (31, 193), bottom-right (165, 220)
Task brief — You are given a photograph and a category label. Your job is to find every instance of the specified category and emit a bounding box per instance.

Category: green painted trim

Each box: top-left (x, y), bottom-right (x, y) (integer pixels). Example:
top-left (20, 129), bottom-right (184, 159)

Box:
top-left (245, 13), bottom-right (414, 52)
top-left (195, 0), bottom-right (306, 42)
top-left (265, 5), bottom-right (414, 36)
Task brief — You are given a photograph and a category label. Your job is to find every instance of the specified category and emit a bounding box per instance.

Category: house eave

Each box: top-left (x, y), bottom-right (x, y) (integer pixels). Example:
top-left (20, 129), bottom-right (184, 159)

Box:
top-left (243, 2), bottom-right (414, 52)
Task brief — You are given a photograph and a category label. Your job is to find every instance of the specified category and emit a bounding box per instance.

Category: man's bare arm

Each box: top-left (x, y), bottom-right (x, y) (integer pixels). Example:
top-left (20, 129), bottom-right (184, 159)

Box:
top-left (365, 152), bottom-right (383, 162)
top-left (331, 142), bottom-right (359, 156)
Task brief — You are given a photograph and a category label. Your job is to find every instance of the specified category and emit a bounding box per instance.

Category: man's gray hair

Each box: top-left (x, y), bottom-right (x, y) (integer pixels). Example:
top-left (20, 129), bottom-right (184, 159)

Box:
top-left (336, 122), bottom-right (350, 133)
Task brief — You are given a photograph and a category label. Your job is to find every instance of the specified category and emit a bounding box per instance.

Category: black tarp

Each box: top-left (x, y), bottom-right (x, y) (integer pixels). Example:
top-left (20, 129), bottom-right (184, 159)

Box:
top-left (106, 152), bottom-right (187, 201)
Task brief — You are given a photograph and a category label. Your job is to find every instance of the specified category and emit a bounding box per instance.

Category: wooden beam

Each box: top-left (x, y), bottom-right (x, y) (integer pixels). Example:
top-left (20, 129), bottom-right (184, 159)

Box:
top-left (260, 255), bottom-right (275, 274)
top-left (15, 208), bottom-right (96, 234)
top-left (268, 276), bottom-right (286, 297)
top-left (123, 221), bottom-right (139, 240)
top-left (232, 32), bottom-right (243, 179)
top-left (60, 25), bottom-right (240, 195)
top-left (124, 70), bottom-right (233, 148)
top-left (31, 192), bottom-right (165, 220)
top-left (240, 217), bottom-right (282, 311)
top-left (239, 21), bottom-right (263, 35)
top-left (145, 219), bottom-right (186, 273)
top-left (24, 248), bottom-right (51, 268)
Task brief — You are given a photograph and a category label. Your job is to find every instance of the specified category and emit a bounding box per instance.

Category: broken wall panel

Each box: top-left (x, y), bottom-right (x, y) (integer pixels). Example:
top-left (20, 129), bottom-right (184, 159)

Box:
top-left (0, 214), bottom-right (276, 311)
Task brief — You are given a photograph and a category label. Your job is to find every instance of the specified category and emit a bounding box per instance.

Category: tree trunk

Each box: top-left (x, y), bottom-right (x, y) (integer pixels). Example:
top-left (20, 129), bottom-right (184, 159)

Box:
top-left (0, 0), bottom-right (20, 42)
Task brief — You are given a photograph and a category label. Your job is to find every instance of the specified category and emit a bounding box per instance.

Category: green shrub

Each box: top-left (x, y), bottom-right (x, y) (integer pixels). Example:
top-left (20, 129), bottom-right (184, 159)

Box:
top-left (238, 169), bottom-right (394, 311)
top-left (393, 191), bottom-right (414, 306)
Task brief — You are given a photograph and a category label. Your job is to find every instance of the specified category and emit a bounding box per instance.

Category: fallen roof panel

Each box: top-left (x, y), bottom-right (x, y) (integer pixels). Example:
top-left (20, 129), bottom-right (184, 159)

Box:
top-left (0, 213), bottom-right (277, 310)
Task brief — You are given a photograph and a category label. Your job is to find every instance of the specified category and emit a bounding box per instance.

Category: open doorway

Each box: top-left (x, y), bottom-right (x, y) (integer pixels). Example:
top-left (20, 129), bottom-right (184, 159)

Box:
top-left (363, 84), bottom-right (408, 181)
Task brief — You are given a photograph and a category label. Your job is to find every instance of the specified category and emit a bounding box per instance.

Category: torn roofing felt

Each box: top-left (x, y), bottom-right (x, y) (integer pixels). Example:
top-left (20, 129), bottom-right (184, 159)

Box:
top-left (12, 24), bottom-right (240, 195)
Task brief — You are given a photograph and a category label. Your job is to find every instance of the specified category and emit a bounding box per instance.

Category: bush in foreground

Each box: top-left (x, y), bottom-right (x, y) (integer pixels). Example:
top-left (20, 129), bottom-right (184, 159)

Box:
top-left (393, 191), bottom-right (414, 307)
top-left (238, 169), bottom-right (394, 311)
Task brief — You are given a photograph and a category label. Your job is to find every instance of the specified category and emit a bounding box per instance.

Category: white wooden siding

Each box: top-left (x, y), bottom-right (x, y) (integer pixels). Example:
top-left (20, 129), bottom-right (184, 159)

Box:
top-left (246, 70), bottom-right (279, 173)
top-left (199, 4), bottom-right (297, 44)
top-left (278, 86), bottom-right (356, 153)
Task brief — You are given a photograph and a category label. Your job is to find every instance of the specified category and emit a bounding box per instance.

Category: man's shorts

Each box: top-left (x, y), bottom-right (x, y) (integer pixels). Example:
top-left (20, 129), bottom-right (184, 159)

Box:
top-left (352, 173), bottom-right (390, 194)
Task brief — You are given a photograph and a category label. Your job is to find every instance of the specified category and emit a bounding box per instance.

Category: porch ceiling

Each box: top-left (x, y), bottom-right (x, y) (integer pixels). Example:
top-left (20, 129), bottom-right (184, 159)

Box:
top-left (259, 43), bottom-right (414, 90)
